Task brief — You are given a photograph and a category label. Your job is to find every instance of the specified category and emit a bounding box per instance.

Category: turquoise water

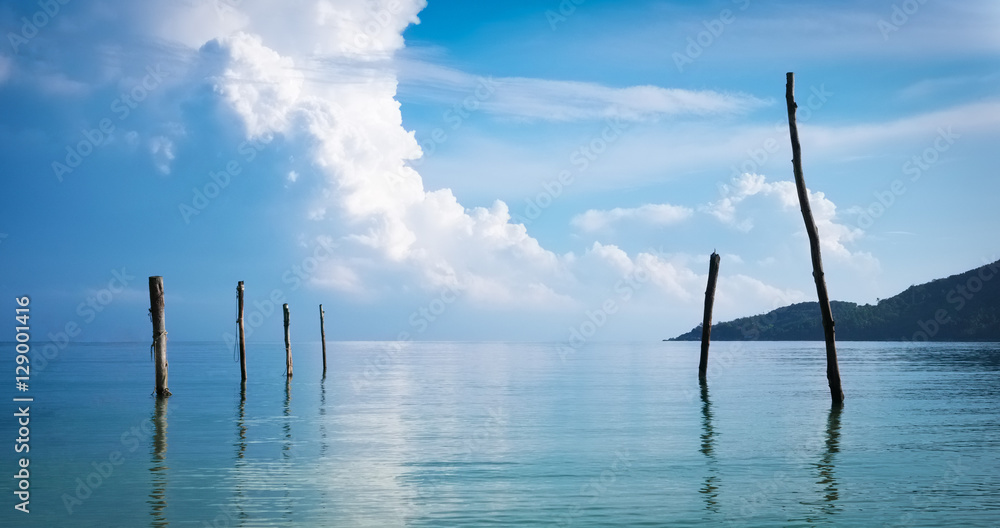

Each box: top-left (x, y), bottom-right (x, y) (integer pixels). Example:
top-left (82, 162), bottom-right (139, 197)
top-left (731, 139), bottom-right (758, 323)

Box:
top-left (3, 341), bottom-right (999, 527)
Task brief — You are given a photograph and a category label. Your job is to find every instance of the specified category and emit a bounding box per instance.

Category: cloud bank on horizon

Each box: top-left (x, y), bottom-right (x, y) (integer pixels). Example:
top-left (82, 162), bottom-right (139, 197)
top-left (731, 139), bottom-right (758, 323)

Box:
top-left (1, 0), bottom-right (998, 342)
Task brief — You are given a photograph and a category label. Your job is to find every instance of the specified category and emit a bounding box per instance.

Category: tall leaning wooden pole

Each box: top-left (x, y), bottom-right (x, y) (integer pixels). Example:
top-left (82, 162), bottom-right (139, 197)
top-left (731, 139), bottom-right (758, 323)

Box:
top-left (319, 304), bottom-right (327, 375)
top-left (148, 276), bottom-right (171, 397)
top-left (283, 303), bottom-right (293, 378)
top-left (785, 72), bottom-right (844, 404)
top-left (237, 281), bottom-right (247, 381)
top-left (698, 252), bottom-right (721, 379)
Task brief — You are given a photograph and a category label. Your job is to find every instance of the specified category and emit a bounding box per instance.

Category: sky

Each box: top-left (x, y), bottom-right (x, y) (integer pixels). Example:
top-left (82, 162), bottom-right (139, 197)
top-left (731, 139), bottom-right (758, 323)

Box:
top-left (0, 0), bottom-right (998, 345)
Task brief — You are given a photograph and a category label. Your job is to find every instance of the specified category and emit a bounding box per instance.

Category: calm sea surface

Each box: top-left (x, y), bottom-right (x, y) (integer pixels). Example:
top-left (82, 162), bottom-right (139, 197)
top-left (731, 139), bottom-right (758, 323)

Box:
top-left (3, 341), bottom-right (999, 527)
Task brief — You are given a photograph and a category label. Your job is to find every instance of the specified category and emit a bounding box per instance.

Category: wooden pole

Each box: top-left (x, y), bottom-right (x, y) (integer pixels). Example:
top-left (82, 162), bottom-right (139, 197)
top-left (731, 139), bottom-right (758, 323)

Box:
top-left (319, 304), bottom-right (327, 375)
top-left (283, 303), bottom-right (293, 378)
top-left (785, 72), bottom-right (845, 404)
top-left (699, 252), bottom-right (721, 379)
top-left (148, 276), bottom-right (171, 397)
top-left (238, 281), bottom-right (247, 381)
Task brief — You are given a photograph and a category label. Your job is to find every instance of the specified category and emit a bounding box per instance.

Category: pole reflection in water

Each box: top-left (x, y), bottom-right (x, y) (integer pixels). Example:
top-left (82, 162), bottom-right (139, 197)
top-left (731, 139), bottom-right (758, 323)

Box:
top-left (319, 376), bottom-right (329, 508)
top-left (320, 376), bottom-right (328, 459)
top-left (237, 381), bottom-right (248, 459)
top-left (816, 404), bottom-right (842, 517)
top-left (283, 377), bottom-right (293, 521)
top-left (149, 396), bottom-right (169, 527)
top-left (232, 381), bottom-right (248, 524)
top-left (699, 379), bottom-right (719, 512)
top-left (283, 378), bottom-right (293, 457)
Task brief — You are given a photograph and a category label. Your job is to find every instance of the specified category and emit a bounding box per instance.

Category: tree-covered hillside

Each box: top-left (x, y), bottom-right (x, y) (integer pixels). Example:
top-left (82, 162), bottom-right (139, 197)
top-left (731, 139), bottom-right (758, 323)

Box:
top-left (671, 260), bottom-right (1000, 341)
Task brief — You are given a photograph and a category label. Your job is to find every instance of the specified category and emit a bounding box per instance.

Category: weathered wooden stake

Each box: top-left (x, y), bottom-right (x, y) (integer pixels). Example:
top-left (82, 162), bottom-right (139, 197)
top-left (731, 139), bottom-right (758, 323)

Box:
top-left (699, 252), bottom-right (721, 379)
top-left (283, 303), bottom-right (293, 377)
top-left (148, 276), bottom-right (171, 397)
top-left (237, 281), bottom-right (247, 381)
top-left (319, 304), bottom-right (327, 374)
top-left (785, 72), bottom-right (845, 404)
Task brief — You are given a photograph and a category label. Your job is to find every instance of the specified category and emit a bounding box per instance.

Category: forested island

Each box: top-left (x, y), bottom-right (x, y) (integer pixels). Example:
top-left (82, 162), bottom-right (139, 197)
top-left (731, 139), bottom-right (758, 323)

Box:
top-left (671, 260), bottom-right (1000, 342)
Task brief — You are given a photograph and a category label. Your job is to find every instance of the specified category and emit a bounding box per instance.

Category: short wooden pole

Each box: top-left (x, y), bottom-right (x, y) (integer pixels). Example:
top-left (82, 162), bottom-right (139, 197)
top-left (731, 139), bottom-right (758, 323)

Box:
top-left (148, 276), bottom-right (171, 397)
top-left (237, 281), bottom-right (247, 381)
top-left (786, 72), bottom-right (844, 404)
top-left (319, 304), bottom-right (327, 374)
top-left (699, 252), bottom-right (721, 379)
top-left (283, 303), bottom-right (293, 377)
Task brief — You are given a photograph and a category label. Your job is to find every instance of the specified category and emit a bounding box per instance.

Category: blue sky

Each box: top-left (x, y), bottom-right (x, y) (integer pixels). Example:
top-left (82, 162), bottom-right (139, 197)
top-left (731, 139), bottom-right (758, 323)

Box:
top-left (1, 0), bottom-right (998, 345)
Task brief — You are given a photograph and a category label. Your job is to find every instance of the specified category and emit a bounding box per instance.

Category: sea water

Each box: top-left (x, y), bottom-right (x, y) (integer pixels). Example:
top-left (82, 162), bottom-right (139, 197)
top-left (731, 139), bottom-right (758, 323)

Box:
top-left (3, 341), bottom-right (999, 527)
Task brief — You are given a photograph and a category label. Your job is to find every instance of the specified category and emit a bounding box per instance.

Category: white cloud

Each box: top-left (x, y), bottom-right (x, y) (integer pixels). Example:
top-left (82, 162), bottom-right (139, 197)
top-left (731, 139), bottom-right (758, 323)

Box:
top-left (702, 173), bottom-right (877, 270)
top-left (486, 77), bottom-right (767, 122)
top-left (131, 0), bottom-right (827, 335)
top-left (672, 2), bottom-right (1000, 61)
top-left (184, 9), bottom-right (576, 309)
top-left (204, 32), bottom-right (305, 138)
top-left (149, 136), bottom-right (175, 175)
top-left (722, 254), bottom-right (744, 265)
top-left (802, 100), bottom-right (1000, 158)
top-left (898, 72), bottom-right (1000, 100)
top-left (700, 172), bottom-right (790, 232)
top-left (310, 261), bottom-right (365, 294)
top-left (397, 59), bottom-right (767, 122)
top-left (149, 0), bottom-right (426, 59)
top-left (37, 72), bottom-right (90, 96)
top-left (716, 273), bottom-right (807, 320)
top-left (571, 203), bottom-right (693, 232)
